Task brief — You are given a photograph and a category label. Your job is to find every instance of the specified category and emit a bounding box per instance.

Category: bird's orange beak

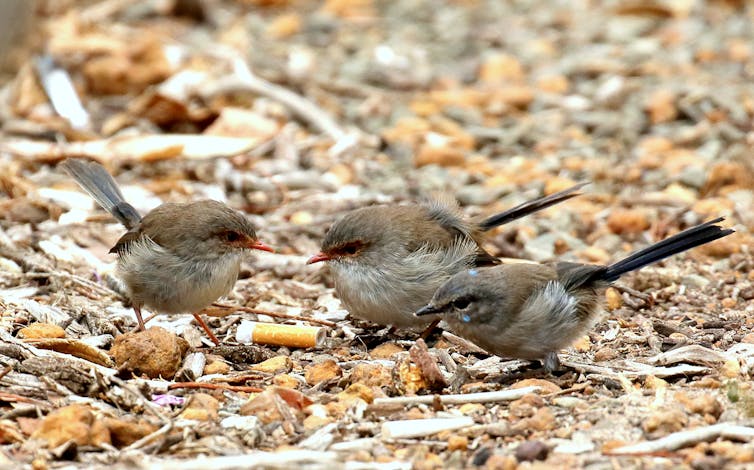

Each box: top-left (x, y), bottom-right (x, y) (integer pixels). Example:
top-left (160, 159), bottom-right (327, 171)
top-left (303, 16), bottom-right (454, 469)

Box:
top-left (247, 240), bottom-right (274, 252)
top-left (307, 252), bottom-right (330, 264)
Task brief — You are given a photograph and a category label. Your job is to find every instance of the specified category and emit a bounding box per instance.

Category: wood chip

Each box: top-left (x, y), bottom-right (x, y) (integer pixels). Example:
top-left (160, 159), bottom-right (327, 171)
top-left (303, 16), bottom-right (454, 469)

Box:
top-left (409, 339), bottom-right (448, 390)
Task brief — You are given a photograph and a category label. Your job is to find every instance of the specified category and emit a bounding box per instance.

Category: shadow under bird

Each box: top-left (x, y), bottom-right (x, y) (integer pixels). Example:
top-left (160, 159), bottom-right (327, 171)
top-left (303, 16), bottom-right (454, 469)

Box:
top-left (60, 159), bottom-right (273, 344)
top-left (416, 217), bottom-right (734, 370)
top-left (307, 183), bottom-right (587, 329)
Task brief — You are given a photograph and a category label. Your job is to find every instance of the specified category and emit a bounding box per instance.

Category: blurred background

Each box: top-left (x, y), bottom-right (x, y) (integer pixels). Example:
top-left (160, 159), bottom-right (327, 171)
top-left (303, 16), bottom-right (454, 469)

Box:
top-left (0, 0), bottom-right (751, 263)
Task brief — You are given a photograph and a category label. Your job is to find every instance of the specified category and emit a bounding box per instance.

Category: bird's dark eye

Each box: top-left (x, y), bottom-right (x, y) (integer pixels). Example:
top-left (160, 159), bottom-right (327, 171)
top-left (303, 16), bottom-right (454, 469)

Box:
top-left (452, 297), bottom-right (471, 310)
top-left (338, 241), bottom-right (364, 256)
top-left (223, 231), bottom-right (242, 242)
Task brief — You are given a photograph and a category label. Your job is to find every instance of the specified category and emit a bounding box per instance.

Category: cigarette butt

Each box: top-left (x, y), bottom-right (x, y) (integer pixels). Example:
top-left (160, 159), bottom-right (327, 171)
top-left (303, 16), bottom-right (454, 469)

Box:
top-left (236, 320), bottom-right (325, 348)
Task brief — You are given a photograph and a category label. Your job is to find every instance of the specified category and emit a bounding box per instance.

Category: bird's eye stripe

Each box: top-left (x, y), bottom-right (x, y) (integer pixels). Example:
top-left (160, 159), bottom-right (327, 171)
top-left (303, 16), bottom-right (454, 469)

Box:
top-left (336, 241), bottom-right (364, 255)
top-left (223, 231), bottom-right (242, 242)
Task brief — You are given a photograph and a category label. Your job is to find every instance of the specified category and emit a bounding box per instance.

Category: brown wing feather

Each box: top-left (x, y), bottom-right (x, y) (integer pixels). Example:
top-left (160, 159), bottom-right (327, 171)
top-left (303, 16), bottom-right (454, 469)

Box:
top-left (109, 229), bottom-right (143, 254)
top-left (422, 197), bottom-right (499, 265)
top-left (473, 250), bottom-right (502, 267)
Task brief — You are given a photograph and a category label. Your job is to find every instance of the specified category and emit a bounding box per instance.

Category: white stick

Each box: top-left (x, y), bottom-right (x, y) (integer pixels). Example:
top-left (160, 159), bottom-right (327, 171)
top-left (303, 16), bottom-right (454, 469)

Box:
top-left (35, 56), bottom-right (91, 130)
top-left (203, 56), bottom-right (347, 142)
top-left (123, 423), bottom-right (173, 452)
top-left (381, 417), bottom-right (475, 440)
top-left (371, 386), bottom-right (540, 408)
top-left (607, 423), bottom-right (754, 455)
top-left (146, 450), bottom-right (340, 470)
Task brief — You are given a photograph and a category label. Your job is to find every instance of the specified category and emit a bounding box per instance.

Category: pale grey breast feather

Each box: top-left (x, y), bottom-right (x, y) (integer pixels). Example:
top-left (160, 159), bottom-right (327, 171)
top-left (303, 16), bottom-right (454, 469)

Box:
top-left (117, 235), bottom-right (241, 313)
top-left (449, 281), bottom-right (586, 361)
top-left (520, 280), bottom-right (578, 326)
top-left (332, 237), bottom-right (479, 326)
top-left (118, 235), bottom-right (176, 272)
top-left (517, 280), bottom-right (583, 354)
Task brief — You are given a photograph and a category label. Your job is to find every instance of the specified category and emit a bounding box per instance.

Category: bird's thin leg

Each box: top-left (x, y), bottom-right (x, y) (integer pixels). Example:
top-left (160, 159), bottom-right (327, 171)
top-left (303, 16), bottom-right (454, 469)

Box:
top-left (543, 352), bottom-right (561, 373)
top-left (419, 319), bottom-right (441, 341)
top-left (133, 305), bottom-right (146, 331)
top-left (192, 313), bottom-right (220, 346)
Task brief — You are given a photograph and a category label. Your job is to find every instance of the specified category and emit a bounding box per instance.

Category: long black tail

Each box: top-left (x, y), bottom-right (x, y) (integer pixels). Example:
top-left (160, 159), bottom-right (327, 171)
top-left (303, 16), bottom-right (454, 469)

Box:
top-left (602, 217), bottom-right (734, 282)
top-left (478, 182), bottom-right (588, 231)
top-left (59, 159), bottom-right (142, 229)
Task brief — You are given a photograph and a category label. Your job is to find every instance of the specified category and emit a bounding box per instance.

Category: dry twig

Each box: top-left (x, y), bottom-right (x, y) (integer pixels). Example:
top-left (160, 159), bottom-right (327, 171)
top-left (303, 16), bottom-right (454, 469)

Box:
top-left (202, 56), bottom-right (349, 143)
top-left (208, 303), bottom-right (336, 327)
top-left (370, 386), bottom-right (540, 409)
top-left (167, 382), bottom-right (263, 393)
top-left (123, 422), bottom-right (173, 452)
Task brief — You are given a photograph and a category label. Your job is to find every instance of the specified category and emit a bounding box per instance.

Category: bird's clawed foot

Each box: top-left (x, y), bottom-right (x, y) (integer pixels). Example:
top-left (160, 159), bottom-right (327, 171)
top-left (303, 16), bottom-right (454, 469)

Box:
top-left (542, 352), bottom-right (561, 373)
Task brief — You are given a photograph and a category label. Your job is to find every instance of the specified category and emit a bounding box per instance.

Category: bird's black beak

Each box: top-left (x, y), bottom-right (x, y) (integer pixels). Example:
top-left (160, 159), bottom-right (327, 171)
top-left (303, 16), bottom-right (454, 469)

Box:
top-left (415, 304), bottom-right (441, 316)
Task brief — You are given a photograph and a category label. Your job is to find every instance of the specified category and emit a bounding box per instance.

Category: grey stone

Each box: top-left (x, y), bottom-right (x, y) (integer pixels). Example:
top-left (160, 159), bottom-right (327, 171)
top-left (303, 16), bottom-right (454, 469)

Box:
top-left (681, 274), bottom-right (711, 289)
top-left (679, 165), bottom-right (708, 189)
top-left (456, 184), bottom-right (506, 206)
top-left (524, 232), bottom-right (586, 262)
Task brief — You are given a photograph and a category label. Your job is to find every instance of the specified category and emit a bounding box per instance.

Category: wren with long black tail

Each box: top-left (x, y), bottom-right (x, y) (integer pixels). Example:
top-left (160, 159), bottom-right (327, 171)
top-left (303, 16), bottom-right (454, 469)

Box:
top-left (416, 218), bottom-right (734, 370)
top-left (307, 183), bottom-right (588, 329)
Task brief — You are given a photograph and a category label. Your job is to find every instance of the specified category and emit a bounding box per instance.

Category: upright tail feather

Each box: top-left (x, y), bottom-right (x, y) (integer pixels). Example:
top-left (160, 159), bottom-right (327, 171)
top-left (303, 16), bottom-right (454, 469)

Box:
top-left (59, 159), bottom-right (142, 229)
top-left (479, 182), bottom-right (588, 231)
top-left (602, 217), bottom-right (734, 282)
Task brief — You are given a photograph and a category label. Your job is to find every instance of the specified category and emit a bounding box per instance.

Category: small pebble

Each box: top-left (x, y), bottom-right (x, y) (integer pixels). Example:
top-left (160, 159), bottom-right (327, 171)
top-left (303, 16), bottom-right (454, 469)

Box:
top-left (252, 356), bottom-right (293, 374)
top-left (484, 454), bottom-right (517, 470)
top-left (203, 355), bottom-right (230, 375)
top-left (304, 359), bottom-right (343, 385)
top-left (31, 405), bottom-right (111, 448)
top-left (290, 211), bottom-right (313, 225)
top-left (111, 327), bottom-right (188, 379)
top-left (447, 435), bottom-right (468, 452)
top-left (552, 397), bottom-right (587, 409)
top-left (594, 347), bottom-right (618, 362)
top-left (273, 374), bottom-right (301, 389)
top-left (721, 298), bottom-right (737, 309)
top-left (179, 393), bottom-right (220, 421)
top-left (642, 409), bottom-right (688, 437)
top-left (515, 440), bottom-right (549, 462)
top-left (682, 274), bottom-right (711, 289)
top-left (605, 287), bottom-right (623, 310)
top-left (607, 209), bottom-right (650, 235)
top-left (18, 323), bottom-right (65, 339)
top-left (414, 141), bottom-right (466, 168)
